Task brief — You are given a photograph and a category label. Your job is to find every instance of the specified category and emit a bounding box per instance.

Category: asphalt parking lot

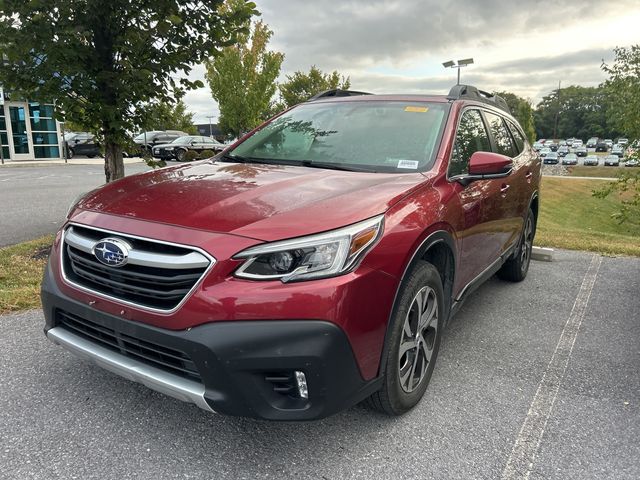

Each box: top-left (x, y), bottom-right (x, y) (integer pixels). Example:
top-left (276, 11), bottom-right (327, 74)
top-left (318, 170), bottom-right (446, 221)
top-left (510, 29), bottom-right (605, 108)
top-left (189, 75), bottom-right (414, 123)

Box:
top-left (0, 162), bottom-right (150, 247)
top-left (1, 249), bottom-right (638, 479)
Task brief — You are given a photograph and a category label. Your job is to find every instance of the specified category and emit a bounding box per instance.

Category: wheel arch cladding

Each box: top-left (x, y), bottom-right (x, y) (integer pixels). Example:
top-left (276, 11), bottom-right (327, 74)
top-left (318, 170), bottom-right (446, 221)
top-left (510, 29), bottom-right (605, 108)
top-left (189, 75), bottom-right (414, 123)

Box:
top-left (377, 230), bottom-right (456, 376)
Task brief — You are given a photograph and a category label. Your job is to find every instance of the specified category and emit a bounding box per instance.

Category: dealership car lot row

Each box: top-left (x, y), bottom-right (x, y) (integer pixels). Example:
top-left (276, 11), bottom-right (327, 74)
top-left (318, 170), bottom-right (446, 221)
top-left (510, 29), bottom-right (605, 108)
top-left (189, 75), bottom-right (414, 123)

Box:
top-left (2, 250), bottom-right (638, 479)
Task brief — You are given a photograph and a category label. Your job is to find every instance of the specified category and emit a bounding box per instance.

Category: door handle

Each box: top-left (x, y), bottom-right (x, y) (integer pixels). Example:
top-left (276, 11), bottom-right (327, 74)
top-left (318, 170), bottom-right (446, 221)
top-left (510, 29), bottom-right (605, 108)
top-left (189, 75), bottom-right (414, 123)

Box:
top-left (525, 172), bottom-right (533, 179)
top-left (500, 184), bottom-right (510, 196)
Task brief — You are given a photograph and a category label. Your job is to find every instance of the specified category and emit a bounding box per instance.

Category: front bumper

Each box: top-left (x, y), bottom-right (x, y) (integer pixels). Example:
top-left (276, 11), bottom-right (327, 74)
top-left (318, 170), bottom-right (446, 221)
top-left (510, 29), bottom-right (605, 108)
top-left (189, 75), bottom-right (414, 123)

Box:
top-left (42, 262), bottom-right (381, 420)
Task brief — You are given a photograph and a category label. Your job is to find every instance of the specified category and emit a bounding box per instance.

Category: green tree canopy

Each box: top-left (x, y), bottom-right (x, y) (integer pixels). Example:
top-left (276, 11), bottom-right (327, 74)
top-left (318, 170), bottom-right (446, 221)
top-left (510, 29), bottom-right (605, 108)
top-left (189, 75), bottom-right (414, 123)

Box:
top-left (493, 91), bottom-right (536, 143)
top-left (0, 0), bottom-right (255, 181)
top-left (602, 45), bottom-right (640, 140)
top-left (205, 7), bottom-right (284, 138)
top-left (140, 99), bottom-right (197, 134)
top-left (533, 85), bottom-right (618, 141)
top-left (279, 66), bottom-right (351, 108)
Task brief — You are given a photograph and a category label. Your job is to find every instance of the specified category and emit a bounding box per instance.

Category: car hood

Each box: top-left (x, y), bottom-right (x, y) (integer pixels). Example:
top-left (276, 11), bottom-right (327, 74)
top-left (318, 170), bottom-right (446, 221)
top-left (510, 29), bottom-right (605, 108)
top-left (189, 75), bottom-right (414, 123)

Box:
top-left (75, 161), bottom-right (428, 241)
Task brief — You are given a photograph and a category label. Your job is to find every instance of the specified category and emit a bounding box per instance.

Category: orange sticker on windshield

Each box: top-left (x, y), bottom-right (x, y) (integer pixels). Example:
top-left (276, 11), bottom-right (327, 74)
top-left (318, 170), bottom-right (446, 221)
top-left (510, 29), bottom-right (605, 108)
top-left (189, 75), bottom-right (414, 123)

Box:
top-left (404, 106), bottom-right (428, 113)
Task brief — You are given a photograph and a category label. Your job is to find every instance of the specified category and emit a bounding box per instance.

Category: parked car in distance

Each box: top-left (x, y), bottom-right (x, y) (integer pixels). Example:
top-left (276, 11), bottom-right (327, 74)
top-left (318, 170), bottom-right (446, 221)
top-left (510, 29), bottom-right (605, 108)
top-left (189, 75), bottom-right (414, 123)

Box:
top-left (575, 145), bottom-right (588, 157)
top-left (557, 145), bottom-right (569, 157)
top-left (617, 138), bottom-right (628, 146)
top-left (133, 130), bottom-right (189, 154)
top-left (547, 142), bottom-right (559, 152)
top-left (572, 140), bottom-right (583, 148)
top-left (595, 142), bottom-right (608, 152)
top-left (625, 158), bottom-right (639, 167)
top-left (532, 142), bottom-right (543, 151)
top-left (543, 152), bottom-right (559, 164)
top-left (539, 147), bottom-right (551, 157)
top-left (611, 144), bottom-right (625, 157)
top-left (584, 155), bottom-right (599, 166)
top-left (41, 85), bottom-right (541, 420)
top-left (604, 139), bottom-right (613, 148)
top-left (562, 153), bottom-right (578, 165)
top-left (586, 137), bottom-right (599, 148)
top-left (603, 155), bottom-right (620, 166)
top-left (63, 132), bottom-right (101, 158)
top-left (152, 135), bottom-right (226, 161)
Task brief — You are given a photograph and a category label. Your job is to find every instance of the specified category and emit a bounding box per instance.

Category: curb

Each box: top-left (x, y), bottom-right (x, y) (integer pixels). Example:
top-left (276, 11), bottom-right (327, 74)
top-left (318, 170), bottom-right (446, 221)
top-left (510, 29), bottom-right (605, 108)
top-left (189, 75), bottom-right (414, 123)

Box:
top-left (531, 246), bottom-right (554, 262)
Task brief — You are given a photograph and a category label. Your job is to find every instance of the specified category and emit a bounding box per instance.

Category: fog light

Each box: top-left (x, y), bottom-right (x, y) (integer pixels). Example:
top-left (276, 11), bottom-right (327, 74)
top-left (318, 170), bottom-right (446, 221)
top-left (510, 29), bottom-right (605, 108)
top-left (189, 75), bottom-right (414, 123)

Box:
top-left (294, 371), bottom-right (308, 399)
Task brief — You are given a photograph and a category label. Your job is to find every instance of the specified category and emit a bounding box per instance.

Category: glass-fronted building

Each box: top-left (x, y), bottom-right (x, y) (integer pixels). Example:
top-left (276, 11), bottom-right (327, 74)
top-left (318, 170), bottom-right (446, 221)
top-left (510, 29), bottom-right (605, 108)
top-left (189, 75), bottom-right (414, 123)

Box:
top-left (0, 99), bottom-right (63, 161)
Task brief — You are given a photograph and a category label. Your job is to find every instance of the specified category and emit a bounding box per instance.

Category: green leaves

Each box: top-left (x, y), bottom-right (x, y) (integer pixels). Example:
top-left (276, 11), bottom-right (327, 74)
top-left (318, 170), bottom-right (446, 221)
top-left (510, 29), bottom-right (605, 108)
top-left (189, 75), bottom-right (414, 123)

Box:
top-left (205, 19), bottom-right (283, 138)
top-left (0, 0), bottom-right (256, 181)
top-left (279, 66), bottom-right (351, 109)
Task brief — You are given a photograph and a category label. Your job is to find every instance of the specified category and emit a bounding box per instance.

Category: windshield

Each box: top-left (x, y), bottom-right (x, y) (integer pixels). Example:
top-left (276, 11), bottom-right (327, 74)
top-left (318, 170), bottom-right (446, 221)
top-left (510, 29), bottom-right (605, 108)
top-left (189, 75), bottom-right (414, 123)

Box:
top-left (171, 136), bottom-right (195, 145)
top-left (228, 101), bottom-right (449, 173)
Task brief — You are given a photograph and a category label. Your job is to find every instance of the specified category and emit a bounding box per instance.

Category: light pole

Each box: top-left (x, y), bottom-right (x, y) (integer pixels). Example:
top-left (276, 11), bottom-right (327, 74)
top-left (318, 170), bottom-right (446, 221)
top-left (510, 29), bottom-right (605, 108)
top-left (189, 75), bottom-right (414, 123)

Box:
top-left (206, 115), bottom-right (215, 138)
top-left (442, 58), bottom-right (474, 85)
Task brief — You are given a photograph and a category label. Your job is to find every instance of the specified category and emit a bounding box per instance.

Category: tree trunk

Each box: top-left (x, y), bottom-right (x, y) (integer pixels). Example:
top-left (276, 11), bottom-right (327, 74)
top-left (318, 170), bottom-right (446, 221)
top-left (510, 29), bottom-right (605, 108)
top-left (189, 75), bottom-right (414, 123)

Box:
top-left (104, 137), bottom-right (125, 183)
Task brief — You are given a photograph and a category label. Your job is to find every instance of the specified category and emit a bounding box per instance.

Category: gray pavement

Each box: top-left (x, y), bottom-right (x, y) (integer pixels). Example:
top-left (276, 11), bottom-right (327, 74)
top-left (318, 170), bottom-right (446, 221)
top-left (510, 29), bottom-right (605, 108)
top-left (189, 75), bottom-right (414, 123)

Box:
top-left (0, 161), bottom-right (150, 247)
top-left (1, 250), bottom-right (638, 479)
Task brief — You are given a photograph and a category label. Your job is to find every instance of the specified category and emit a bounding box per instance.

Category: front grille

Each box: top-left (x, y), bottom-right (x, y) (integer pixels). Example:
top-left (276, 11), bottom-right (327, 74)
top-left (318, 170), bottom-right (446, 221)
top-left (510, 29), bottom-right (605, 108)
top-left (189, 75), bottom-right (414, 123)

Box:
top-left (56, 309), bottom-right (201, 382)
top-left (61, 225), bottom-right (212, 311)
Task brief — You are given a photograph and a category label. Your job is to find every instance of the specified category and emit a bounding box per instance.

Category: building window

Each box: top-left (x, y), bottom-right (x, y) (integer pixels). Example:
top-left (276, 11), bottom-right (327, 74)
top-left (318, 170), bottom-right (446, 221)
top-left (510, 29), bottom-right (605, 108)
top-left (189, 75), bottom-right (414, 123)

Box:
top-left (29, 102), bottom-right (59, 158)
top-left (0, 108), bottom-right (8, 159)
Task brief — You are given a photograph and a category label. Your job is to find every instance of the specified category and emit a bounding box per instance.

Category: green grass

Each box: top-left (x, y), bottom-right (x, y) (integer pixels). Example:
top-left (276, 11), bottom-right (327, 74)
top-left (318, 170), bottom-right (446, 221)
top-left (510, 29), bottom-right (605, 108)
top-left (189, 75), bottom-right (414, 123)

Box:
top-left (536, 177), bottom-right (640, 256)
top-left (566, 165), bottom-right (621, 178)
top-left (0, 236), bottom-right (53, 314)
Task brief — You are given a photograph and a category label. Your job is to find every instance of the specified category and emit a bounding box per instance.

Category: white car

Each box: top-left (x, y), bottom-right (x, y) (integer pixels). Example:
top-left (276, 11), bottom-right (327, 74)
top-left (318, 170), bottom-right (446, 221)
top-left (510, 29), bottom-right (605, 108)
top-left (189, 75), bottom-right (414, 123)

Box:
top-left (603, 155), bottom-right (620, 166)
top-left (539, 147), bottom-right (551, 157)
top-left (584, 155), bottom-right (599, 166)
top-left (611, 144), bottom-right (625, 157)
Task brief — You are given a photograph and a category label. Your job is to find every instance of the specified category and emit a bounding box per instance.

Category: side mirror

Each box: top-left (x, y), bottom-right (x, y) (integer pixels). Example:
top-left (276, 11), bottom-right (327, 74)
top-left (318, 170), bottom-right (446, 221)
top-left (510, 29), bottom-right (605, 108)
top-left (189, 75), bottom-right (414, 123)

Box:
top-left (452, 151), bottom-right (513, 186)
top-left (468, 151), bottom-right (513, 175)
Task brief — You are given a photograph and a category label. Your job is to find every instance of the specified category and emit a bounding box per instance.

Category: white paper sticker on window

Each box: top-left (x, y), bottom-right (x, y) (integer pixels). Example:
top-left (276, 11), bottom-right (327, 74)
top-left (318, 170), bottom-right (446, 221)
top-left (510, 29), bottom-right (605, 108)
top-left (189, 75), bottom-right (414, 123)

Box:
top-left (397, 159), bottom-right (419, 169)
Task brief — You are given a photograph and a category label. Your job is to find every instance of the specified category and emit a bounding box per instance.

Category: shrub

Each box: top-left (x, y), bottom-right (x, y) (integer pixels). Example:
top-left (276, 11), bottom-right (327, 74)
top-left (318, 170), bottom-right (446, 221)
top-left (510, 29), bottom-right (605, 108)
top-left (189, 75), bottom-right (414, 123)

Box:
top-left (183, 150), bottom-right (199, 162)
top-left (199, 149), bottom-right (216, 159)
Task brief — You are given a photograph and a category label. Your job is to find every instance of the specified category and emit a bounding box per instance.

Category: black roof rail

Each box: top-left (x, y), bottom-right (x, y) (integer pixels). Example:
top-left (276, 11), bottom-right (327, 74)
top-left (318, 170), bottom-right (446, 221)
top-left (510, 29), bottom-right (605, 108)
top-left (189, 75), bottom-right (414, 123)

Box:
top-left (307, 89), bottom-right (372, 101)
top-left (447, 85), bottom-right (510, 114)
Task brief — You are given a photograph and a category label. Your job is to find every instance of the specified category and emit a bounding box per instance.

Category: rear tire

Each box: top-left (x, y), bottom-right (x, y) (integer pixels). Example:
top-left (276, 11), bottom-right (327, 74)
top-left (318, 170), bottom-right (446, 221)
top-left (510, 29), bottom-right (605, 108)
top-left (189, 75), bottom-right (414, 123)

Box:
top-left (497, 208), bottom-right (536, 282)
top-left (365, 261), bottom-right (444, 416)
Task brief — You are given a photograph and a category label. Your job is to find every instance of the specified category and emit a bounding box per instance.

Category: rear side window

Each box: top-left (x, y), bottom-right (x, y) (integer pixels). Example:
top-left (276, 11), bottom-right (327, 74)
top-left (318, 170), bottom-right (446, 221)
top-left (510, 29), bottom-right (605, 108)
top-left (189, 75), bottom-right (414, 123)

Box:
top-left (449, 109), bottom-right (491, 177)
top-left (485, 112), bottom-right (517, 157)
top-left (507, 121), bottom-right (526, 153)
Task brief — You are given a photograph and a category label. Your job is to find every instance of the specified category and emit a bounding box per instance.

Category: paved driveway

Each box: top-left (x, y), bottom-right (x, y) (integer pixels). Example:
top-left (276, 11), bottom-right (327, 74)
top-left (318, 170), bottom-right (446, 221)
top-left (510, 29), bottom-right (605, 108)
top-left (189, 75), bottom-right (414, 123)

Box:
top-left (1, 250), bottom-right (638, 479)
top-left (0, 163), bottom-right (150, 247)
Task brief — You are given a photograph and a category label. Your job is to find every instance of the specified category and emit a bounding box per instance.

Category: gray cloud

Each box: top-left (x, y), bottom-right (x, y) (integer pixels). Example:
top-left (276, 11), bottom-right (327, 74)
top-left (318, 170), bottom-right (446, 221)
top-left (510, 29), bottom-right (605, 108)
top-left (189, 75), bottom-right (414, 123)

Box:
top-left (185, 0), bottom-right (637, 122)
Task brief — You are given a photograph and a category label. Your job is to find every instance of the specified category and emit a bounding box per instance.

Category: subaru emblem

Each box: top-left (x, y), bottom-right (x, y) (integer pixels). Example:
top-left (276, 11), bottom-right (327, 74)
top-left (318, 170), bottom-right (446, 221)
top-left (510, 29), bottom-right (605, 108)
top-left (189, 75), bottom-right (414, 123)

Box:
top-left (92, 238), bottom-right (131, 267)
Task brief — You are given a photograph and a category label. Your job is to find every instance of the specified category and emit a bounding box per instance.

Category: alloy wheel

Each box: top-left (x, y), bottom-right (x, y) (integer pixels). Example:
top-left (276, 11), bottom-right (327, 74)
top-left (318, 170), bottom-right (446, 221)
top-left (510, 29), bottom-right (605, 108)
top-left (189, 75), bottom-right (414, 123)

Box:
top-left (520, 216), bottom-right (534, 274)
top-left (398, 286), bottom-right (438, 393)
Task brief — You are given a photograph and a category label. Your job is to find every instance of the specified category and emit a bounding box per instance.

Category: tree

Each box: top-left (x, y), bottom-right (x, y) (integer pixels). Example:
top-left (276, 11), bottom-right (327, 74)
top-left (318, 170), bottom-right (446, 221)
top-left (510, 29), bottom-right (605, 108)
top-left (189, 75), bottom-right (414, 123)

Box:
top-left (0, 0), bottom-right (256, 182)
top-left (279, 66), bottom-right (351, 109)
top-left (601, 45), bottom-right (640, 140)
top-left (205, 7), bottom-right (283, 138)
top-left (140, 99), bottom-right (197, 134)
top-left (533, 86), bottom-right (613, 140)
top-left (593, 45), bottom-right (640, 226)
top-left (493, 91), bottom-right (536, 143)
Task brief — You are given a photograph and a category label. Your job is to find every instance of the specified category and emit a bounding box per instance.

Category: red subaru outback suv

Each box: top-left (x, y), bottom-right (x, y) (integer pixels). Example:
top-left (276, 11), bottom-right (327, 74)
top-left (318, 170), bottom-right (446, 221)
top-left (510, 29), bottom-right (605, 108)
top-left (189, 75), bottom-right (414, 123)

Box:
top-left (42, 85), bottom-right (540, 420)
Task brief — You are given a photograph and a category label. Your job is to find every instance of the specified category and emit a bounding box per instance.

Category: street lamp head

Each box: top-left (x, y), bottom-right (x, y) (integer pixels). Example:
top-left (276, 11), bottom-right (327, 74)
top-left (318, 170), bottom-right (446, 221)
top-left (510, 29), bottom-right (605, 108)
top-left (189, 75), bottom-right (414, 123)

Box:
top-left (442, 60), bottom-right (455, 68)
top-left (457, 58), bottom-right (474, 66)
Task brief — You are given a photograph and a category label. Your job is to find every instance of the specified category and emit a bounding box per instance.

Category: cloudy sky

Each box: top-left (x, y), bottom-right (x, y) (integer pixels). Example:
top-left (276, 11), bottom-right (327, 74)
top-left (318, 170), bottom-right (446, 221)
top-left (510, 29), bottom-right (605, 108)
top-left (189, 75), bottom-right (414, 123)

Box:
top-left (185, 0), bottom-right (640, 124)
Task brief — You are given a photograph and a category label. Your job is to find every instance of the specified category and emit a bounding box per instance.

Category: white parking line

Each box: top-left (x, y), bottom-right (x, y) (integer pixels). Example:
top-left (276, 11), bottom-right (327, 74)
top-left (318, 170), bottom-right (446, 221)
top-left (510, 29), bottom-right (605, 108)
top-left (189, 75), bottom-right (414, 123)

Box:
top-left (501, 254), bottom-right (602, 480)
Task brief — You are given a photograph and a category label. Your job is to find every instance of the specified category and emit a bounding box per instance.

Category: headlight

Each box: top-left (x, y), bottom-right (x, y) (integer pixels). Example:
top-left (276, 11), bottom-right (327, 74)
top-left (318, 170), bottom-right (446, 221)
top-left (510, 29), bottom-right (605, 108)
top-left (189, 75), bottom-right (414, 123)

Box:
top-left (233, 215), bottom-right (384, 282)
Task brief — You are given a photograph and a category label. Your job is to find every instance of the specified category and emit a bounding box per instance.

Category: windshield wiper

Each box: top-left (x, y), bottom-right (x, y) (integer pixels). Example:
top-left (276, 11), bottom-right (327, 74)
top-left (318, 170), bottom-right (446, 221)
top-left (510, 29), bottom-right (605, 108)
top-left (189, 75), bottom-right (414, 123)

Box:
top-left (300, 160), bottom-right (374, 173)
top-left (219, 152), bottom-right (256, 164)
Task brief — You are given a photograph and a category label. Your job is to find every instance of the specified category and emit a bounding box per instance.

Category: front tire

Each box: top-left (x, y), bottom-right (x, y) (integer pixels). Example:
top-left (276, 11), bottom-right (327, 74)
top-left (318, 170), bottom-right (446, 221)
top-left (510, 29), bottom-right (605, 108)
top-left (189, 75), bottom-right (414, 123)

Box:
top-left (497, 208), bottom-right (536, 282)
top-left (176, 149), bottom-right (186, 162)
top-left (366, 261), bottom-right (444, 415)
